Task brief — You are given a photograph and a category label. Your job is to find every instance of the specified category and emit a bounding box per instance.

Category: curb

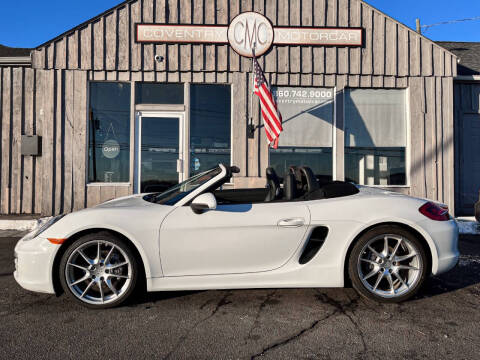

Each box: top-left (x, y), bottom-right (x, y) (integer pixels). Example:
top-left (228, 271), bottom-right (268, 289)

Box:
top-left (0, 219), bottom-right (38, 231)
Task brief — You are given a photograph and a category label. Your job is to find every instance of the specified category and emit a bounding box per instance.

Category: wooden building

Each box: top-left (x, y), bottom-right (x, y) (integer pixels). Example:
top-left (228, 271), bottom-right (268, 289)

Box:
top-left (438, 41), bottom-right (480, 216)
top-left (0, 0), bottom-right (458, 216)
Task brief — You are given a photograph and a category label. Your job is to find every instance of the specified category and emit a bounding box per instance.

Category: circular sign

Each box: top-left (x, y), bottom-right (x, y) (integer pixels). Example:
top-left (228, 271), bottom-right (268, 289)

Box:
top-left (102, 139), bottom-right (120, 159)
top-left (227, 12), bottom-right (274, 57)
top-left (194, 157), bottom-right (201, 171)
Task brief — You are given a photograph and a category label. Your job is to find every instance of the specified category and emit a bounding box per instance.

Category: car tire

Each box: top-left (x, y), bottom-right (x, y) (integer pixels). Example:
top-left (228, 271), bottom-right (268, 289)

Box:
top-left (59, 232), bottom-right (140, 309)
top-left (348, 225), bottom-right (428, 303)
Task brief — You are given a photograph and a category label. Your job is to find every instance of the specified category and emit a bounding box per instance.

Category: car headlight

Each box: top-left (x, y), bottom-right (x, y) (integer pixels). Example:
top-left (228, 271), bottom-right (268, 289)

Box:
top-left (22, 214), bottom-right (66, 241)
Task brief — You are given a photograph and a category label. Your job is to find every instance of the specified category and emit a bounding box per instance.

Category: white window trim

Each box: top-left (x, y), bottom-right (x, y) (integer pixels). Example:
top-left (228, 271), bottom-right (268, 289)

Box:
top-left (344, 87), bottom-right (410, 188)
top-left (86, 80), bottom-right (133, 185)
top-left (333, 86), bottom-right (337, 180)
top-left (266, 86), bottom-right (336, 179)
top-left (223, 83), bottom-right (234, 185)
top-left (87, 182), bottom-right (131, 187)
top-left (134, 111), bottom-right (186, 194)
top-left (86, 82), bottom-right (234, 189)
top-left (189, 83), bottom-right (233, 184)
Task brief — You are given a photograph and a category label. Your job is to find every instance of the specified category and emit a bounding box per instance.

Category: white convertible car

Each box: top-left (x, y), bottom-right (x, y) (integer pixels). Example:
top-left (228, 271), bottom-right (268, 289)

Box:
top-left (14, 164), bottom-right (459, 308)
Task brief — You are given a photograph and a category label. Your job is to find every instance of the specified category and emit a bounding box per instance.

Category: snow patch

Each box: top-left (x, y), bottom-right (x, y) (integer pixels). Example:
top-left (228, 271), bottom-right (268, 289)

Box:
top-left (456, 217), bottom-right (480, 235)
top-left (458, 255), bottom-right (480, 267)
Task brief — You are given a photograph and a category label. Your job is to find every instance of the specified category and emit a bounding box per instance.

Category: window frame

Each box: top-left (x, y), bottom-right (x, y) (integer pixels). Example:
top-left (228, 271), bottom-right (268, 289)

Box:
top-left (343, 87), bottom-right (411, 188)
top-left (266, 86), bottom-right (337, 180)
top-left (135, 82), bottom-right (185, 105)
top-left (86, 80), bottom-right (133, 186)
top-left (86, 81), bottom-right (234, 188)
top-left (188, 83), bottom-right (233, 181)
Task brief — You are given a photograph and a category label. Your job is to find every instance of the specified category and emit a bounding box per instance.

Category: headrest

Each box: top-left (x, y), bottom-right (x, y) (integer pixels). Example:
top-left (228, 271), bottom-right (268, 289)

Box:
top-left (289, 166), bottom-right (304, 191)
top-left (265, 167), bottom-right (281, 201)
top-left (299, 166), bottom-right (320, 193)
top-left (266, 167), bottom-right (280, 186)
top-left (283, 173), bottom-right (296, 201)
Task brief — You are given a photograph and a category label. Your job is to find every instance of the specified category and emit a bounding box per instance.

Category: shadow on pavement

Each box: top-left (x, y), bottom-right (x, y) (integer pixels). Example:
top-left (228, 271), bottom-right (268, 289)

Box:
top-left (416, 234), bottom-right (480, 299)
top-left (132, 235), bottom-right (480, 306)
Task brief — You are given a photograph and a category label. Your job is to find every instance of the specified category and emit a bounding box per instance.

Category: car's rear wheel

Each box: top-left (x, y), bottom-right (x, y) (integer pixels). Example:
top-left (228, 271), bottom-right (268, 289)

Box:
top-left (59, 232), bottom-right (139, 309)
top-left (348, 225), bottom-right (428, 303)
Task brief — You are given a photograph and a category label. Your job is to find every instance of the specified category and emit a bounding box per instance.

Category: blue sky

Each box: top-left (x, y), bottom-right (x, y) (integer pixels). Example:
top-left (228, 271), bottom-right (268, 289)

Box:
top-left (0, 0), bottom-right (479, 48)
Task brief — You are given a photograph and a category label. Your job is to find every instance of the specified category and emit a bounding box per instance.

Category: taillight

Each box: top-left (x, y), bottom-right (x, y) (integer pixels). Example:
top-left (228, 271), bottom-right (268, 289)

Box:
top-left (419, 202), bottom-right (450, 221)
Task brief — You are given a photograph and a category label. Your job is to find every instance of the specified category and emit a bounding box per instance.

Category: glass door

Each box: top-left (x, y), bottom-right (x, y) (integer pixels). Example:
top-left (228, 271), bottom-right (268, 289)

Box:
top-left (137, 112), bottom-right (184, 193)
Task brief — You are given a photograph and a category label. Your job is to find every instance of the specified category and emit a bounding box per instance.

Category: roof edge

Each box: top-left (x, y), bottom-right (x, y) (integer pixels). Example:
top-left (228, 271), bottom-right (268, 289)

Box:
top-left (35, 0), bottom-right (459, 60)
top-left (0, 56), bottom-right (32, 66)
top-left (360, 1), bottom-right (457, 58)
top-left (35, 0), bottom-right (135, 49)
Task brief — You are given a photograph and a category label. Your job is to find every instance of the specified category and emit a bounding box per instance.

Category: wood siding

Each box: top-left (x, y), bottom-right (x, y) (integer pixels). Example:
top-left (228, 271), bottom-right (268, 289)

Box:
top-left (0, 69), bottom-right (455, 215)
top-left (1, 0), bottom-right (456, 215)
top-left (0, 69), bottom-right (89, 215)
top-left (31, 0), bottom-right (456, 78)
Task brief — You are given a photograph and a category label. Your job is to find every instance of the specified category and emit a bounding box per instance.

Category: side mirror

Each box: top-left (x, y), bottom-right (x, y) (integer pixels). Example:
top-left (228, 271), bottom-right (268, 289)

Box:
top-left (190, 193), bottom-right (217, 214)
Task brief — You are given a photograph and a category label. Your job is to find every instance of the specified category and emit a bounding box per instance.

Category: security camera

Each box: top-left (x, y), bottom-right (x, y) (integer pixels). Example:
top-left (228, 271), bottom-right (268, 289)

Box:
top-left (154, 55), bottom-right (164, 63)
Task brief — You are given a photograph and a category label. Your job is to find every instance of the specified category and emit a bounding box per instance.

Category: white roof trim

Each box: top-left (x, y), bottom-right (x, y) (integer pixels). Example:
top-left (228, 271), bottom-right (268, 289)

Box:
top-left (0, 56), bottom-right (31, 66)
top-left (455, 75), bottom-right (480, 81)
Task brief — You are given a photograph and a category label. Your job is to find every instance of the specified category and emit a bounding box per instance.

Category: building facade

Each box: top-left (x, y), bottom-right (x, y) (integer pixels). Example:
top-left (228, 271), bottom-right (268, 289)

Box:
top-left (437, 42), bottom-right (480, 216)
top-left (0, 0), bottom-right (458, 216)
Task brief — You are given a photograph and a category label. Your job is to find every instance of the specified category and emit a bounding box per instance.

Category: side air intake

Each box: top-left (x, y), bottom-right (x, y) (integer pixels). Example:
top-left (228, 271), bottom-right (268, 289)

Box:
top-left (299, 226), bottom-right (329, 264)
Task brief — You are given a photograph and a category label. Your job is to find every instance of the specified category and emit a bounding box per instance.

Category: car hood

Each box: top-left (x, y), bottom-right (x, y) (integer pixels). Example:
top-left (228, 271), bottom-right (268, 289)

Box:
top-left (94, 193), bottom-right (154, 208)
top-left (41, 193), bottom-right (174, 240)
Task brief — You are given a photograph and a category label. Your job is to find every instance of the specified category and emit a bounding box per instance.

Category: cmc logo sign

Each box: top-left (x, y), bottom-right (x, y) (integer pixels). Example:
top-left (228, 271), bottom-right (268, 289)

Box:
top-left (227, 12), bottom-right (274, 57)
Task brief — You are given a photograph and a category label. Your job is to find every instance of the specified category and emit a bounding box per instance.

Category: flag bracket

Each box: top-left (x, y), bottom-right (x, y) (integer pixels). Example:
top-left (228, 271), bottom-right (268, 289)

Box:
top-left (247, 124), bottom-right (257, 138)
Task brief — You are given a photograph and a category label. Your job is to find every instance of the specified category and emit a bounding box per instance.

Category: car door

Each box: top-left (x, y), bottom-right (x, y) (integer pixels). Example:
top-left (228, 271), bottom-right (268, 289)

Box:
top-left (159, 200), bottom-right (311, 276)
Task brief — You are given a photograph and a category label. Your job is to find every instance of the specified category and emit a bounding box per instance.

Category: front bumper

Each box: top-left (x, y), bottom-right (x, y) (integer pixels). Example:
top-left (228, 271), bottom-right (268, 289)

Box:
top-left (14, 236), bottom-right (58, 294)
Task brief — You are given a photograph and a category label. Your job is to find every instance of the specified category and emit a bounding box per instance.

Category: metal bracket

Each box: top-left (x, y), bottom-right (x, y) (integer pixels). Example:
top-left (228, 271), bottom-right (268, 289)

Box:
top-left (247, 124), bottom-right (257, 139)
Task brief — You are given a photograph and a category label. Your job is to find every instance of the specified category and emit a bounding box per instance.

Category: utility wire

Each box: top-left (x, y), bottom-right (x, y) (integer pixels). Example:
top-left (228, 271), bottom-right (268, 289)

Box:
top-left (421, 16), bottom-right (480, 32)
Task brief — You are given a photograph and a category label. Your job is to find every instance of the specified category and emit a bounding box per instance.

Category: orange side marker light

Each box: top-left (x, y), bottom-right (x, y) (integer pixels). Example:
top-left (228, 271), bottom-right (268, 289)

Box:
top-left (48, 238), bottom-right (67, 245)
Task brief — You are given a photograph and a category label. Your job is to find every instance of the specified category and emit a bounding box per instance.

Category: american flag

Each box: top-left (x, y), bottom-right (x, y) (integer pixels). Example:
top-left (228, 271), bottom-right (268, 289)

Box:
top-left (253, 56), bottom-right (283, 149)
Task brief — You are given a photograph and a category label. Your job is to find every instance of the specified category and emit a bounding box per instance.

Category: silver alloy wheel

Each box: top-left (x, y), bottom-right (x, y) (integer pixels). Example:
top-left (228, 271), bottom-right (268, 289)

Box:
top-left (356, 234), bottom-right (423, 298)
top-left (65, 240), bottom-right (132, 305)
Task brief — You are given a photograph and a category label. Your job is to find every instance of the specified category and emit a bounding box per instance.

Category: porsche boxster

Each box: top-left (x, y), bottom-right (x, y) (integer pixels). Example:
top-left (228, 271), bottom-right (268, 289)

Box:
top-left (14, 164), bottom-right (459, 308)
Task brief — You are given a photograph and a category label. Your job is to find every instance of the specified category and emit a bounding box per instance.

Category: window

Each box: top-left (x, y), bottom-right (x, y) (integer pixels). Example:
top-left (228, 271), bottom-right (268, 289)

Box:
top-left (135, 83), bottom-right (184, 104)
top-left (88, 82), bottom-right (131, 183)
top-left (190, 84), bottom-right (231, 175)
top-left (344, 89), bottom-right (407, 186)
top-left (270, 87), bottom-right (334, 180)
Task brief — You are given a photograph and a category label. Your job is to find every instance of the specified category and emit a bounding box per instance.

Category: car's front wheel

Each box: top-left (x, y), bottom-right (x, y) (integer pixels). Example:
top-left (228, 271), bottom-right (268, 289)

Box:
top-left (59, 232), bottom-right (139, 309)
top-left (348, 225), bottom-right (428, 303)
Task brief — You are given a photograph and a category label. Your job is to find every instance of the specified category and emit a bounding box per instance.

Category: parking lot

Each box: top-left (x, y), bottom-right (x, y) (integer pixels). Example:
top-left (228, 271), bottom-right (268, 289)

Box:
top-left (1, 231), bottom-right (479, 359)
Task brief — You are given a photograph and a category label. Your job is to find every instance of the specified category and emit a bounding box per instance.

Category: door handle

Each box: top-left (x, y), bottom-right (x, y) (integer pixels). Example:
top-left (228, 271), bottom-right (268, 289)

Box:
top-left (278, 218), bottom-right (305, 227)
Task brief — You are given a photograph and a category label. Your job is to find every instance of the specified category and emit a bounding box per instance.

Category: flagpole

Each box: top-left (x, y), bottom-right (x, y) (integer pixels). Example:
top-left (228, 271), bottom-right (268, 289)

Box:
top-left (248, 44), bottom-right (256, 138)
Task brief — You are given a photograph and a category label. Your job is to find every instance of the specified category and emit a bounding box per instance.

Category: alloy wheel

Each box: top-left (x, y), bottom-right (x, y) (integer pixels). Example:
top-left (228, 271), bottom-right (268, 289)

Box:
top-left (65, 240), bottom-right (132, 305)
top-left (356, 234), bottom-right (423, 298)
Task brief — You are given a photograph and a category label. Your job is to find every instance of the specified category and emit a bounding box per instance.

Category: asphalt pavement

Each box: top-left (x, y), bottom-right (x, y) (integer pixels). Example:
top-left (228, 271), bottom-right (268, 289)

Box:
top-left (1, 231), bottom-right (479, 359)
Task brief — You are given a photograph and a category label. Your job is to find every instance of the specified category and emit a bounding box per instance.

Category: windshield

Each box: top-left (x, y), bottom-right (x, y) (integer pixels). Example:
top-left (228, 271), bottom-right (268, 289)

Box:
top-left (144, 166), bottom-right (222, 205)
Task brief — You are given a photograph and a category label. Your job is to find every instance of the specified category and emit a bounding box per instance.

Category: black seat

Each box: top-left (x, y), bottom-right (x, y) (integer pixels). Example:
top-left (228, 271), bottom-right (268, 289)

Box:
top-left (265, 167), bottom-right (281, 202)
top-left (289, 166), bottom-right (305, 195)
top-left (283, 173), bottom-right (297, 201)
top-left (298, 166), bottom-right (320, 194)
